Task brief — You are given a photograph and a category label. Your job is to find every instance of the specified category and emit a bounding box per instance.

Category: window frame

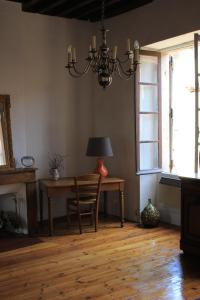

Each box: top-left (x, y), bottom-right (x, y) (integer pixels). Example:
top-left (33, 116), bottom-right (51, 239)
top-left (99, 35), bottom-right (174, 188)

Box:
top-left (169, 55), bottom-right (174, 172)
top-left (135, 50), bottom-right (162, 175)
top-left (166, 34), bottom-right (199, 175)
top-left (194, 33), bottom-right (200, 173)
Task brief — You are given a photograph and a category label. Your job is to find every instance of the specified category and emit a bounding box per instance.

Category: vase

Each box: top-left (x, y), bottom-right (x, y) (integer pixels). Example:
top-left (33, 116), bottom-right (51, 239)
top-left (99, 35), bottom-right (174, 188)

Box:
top-left (141, 199), bottom-right (160, 227)
top-left (52, 168), bottom-right (60, 181)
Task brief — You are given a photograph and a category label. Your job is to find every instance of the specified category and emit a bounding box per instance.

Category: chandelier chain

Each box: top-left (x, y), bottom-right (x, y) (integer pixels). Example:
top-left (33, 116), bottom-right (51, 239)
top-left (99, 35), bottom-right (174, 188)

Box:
top-left (101, 0), bottom-right (105, 29)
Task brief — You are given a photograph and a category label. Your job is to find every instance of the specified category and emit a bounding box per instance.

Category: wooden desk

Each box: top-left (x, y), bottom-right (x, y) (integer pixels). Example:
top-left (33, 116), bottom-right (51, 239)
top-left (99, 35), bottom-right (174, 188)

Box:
top-left (39, 177), bottom-right (125, 236)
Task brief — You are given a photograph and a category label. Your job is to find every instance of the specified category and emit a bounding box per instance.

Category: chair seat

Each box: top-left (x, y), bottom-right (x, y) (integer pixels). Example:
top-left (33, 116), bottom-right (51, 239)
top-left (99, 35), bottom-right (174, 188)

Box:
top-left (68, 196), bottom-right (96, 205)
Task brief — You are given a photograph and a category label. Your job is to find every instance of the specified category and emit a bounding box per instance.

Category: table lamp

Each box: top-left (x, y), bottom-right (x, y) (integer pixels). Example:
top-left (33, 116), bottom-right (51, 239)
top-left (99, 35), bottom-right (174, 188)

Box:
top-left (86, 137), bottom-right (113, 177)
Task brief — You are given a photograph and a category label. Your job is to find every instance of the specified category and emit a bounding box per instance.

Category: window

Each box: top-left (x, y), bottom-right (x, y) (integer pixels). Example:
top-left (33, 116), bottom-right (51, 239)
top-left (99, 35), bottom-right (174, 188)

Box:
top-left (162, 47), bottom-right (195, 174)
top-left (135, 50), bottom-right (161, 174)
top-left (135, 33), bottom-right (200, 176)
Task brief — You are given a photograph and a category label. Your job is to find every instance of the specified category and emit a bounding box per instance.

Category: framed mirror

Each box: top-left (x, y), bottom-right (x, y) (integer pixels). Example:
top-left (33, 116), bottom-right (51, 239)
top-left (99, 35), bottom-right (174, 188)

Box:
top-left (0, 95), bottom-right (15, 169)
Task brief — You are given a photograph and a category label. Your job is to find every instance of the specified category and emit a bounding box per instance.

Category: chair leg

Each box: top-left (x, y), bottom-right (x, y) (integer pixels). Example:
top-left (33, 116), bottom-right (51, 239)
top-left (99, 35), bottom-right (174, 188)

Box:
top-left (94, 211), bottom-right (96, 232)
top-left (66, 200), bottom-right (71, 226)
top-left (90, 204), bottom-right (94, 225)
top-left (95, 202), bottom-right (99, 232)
top-left (48, 197), bottom-right (53, 236)
top-left (77, 206), bottom-right (82, 234)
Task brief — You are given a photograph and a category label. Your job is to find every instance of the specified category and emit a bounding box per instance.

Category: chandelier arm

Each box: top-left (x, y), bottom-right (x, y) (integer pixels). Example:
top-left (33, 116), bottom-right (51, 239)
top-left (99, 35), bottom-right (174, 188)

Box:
top-left (109, 61), bottom-right (115, 75)
top-left (117, 58), bottom-right (134, 76)
top-left (92, 57), bottom-right (100, 73)
top-left (117, 60), bottom-right (132, 77)
top-left (68, 68), bottom-right (84, 78)
top-left (117, 57), bottom-right (130, 64)
top-left (72, 60), bottom-right (93, 76)
top-left (115, 62), bottom-right (132, 80)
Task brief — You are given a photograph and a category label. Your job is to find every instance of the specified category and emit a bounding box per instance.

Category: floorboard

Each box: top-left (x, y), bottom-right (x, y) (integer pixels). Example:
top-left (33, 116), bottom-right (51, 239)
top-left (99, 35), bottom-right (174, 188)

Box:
top-left (0, 219), bottom-right (200, 300)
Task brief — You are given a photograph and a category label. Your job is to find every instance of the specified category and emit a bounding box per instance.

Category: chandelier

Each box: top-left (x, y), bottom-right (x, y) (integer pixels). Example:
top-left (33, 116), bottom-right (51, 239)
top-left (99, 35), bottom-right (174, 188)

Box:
top-left (66, 0), bottom-right (140, 89)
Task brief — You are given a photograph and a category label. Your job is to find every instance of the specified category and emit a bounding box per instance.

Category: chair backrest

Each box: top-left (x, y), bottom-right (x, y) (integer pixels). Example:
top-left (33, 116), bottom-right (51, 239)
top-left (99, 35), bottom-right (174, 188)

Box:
top-left (73, 174), bottom-right (102, 204)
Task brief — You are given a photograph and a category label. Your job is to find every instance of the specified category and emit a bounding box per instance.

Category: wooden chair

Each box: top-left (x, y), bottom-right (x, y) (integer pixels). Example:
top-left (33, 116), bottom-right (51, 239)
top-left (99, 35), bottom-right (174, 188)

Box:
top-left (66, 174), bottom-right (102, 234)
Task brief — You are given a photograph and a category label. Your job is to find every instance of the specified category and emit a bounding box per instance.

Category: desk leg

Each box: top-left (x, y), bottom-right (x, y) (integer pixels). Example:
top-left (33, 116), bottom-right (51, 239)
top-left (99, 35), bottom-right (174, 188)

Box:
top-left (103, 191), bottom-right (107, 217)
top-left (48, 197), bottom-right (53, 236)
top-left (39, 188), bottom-right (43, 227)
top-left (119, 191), bottom-right (124, 228)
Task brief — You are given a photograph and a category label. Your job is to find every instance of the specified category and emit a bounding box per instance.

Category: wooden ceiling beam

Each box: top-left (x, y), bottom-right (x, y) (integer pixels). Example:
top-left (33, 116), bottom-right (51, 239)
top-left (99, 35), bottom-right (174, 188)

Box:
top-left (88, 0), bottom-right (154, 22)
top-left (7, 0), bottom-right (22, 2)
top-left (39, 0), bottom-right (74, 14)
top-left (74, 0), bottom-right (120, 21)
top-left (22, 0), bottom-right (95, 15)
top-left (8, 0), bottom-right (155, 23)
top-left (58, 0), bottom-right (96, 17)
top-left (22, 0), bottom-right (55, 13)
top-left (45, 0), bottom-right (96, 18)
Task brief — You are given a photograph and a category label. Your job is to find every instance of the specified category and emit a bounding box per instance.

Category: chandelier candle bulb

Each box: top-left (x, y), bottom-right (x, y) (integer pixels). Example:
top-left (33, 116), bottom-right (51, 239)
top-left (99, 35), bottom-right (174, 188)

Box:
top-left (134, 48), bottom-right (139, 63)
top-left (127, 38), bottom-right (131, 52)
top-left (92, 35), bottom-right (96, 50)
top-left (130, 56), bottom-right (134, 69)
top-left (134, 40), bottom-right (140, 62)
top-left (113, 46), bottom-right (117, 60)
top-left (72, 47), bottom-right (76, 62)
top-left (67, 45), bottom-right (72, 62)
top-left (89, 45), bottom-right (92, 58)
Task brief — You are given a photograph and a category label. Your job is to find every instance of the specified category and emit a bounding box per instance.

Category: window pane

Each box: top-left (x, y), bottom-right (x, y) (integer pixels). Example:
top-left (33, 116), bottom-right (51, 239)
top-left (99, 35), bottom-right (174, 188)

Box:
top-left (140, 85), bottom-right (158, 112)
top-left (170, 48), bottom-right (195, 175)
top-left (140, 143), bottom-right (158, 170)
top-left (140, 114), bottom-right (158, 141)
top-left (140, 55), bottom-right (158, 84)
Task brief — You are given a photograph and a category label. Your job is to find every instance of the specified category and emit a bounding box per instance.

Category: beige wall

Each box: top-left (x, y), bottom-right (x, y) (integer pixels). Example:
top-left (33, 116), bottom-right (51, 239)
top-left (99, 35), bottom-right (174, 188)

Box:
top-left (0, 1), bottom-right (94, 230)
top-left (157, 182), bottom-right (181, 226)
top-left (93, 0), bottom-right (200, 222)
top-left (104, 0), bottom-right (200, 47)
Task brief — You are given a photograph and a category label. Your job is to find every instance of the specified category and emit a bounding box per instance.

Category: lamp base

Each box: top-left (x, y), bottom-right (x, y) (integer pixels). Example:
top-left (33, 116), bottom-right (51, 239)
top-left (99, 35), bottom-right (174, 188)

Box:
top-left (96, 159), bottom-right (108, 177)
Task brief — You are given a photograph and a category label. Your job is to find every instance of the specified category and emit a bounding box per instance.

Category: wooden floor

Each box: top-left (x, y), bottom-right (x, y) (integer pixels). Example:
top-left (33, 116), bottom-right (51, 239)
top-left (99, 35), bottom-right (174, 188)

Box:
top-left (0, 219), bottom-right (200, 300)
